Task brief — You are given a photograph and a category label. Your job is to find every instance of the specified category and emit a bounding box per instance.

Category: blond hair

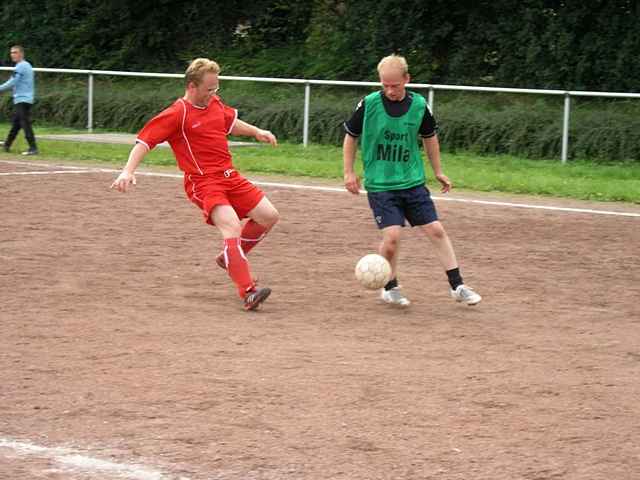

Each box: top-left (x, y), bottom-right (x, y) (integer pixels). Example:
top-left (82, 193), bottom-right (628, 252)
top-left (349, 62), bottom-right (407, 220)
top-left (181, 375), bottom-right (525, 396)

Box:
top-left (185, 58), bottom-right (220, 87)
top-left (377, 54), bottom-right (409, 76)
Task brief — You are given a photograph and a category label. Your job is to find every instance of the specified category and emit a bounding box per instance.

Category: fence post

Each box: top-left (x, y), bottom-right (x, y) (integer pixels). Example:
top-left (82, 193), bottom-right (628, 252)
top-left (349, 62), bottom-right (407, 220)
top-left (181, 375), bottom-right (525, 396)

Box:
top-left (428, 87), bottom-right (435, 113)
top-left (303, 82), bottom-right (311, 147)
top-left (561, 93), bottom-right (571, 163)
top-left (87, 73), bottom-right (94, 132)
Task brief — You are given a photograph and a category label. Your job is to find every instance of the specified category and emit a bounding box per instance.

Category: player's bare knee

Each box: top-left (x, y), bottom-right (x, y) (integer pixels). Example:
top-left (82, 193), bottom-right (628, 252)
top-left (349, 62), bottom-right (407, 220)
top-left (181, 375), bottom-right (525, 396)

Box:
top-left (383, 229), bottom-right (401, 245)
top-left (381, 235), bottom-right (400, 255)
top-left (386, 236), bottom-right (400, 247)
top-left (223, 226), bottom-right (243, 238)
top-left (423, 221), bottom-right (446, 240)
top-left (255, 210), bottom-right (279, 230)
top-left (267, 207), bottom-right (280, 227)
top-left (216, 218), bottom-right (243, 238)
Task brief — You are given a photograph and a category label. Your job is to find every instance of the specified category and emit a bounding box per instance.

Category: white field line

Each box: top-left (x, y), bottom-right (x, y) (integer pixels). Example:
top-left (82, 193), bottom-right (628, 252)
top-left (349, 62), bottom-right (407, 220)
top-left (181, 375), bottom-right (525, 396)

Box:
top-left (241, 180), bottom-right (640, 218)
top-left (2, 159), bottom-right (639, 218)
top-left (0, 438), bottom-right (191, 480)
top-left (0, 170), bottom-right (94, 176)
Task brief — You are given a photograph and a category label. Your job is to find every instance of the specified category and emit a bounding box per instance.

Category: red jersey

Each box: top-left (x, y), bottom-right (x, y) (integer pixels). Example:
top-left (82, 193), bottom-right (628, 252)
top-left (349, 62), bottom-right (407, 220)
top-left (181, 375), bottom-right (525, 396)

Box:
top-left (136, 97), bottom-right (238, 175)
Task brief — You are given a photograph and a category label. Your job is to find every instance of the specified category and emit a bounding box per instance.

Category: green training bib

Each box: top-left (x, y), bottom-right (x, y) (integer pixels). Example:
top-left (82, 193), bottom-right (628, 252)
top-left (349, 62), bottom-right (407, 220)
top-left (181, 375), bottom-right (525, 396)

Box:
top-left (361, 91), bottom-right (427, 192)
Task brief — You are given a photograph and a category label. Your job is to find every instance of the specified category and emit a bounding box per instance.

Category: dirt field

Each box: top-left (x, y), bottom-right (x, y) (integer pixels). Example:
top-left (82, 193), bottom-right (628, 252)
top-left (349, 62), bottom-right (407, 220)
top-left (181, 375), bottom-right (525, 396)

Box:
top-left (1, 158), bottom-right (639, 480)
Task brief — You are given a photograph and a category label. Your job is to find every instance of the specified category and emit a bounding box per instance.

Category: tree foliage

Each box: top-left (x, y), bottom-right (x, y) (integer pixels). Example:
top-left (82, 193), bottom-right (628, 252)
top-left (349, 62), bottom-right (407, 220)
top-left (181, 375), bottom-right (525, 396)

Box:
top-left (0, 0), bottom-right (638, 91)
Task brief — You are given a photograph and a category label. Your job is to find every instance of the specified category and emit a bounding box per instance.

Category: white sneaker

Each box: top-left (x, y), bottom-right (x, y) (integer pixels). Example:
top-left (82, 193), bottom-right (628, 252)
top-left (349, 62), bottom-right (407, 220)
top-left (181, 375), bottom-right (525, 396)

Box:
top-left (450, 285), bottom-right (482, 305)
top-left (380, 287), bottom-right (411, 307)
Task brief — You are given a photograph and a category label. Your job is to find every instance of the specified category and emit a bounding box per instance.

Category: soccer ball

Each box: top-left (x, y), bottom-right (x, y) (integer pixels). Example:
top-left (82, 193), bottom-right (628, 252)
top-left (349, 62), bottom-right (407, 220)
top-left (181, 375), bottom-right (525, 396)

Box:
top-left (355, 254), bottom-right (392, 290)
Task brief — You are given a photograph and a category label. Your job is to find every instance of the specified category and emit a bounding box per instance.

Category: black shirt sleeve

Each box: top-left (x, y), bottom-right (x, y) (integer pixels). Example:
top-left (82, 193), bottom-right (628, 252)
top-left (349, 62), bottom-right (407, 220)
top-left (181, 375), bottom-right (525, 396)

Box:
top-left (344, 97), bottom-right (365, 137)
top-left (419, 104), bottom-right (438, 138)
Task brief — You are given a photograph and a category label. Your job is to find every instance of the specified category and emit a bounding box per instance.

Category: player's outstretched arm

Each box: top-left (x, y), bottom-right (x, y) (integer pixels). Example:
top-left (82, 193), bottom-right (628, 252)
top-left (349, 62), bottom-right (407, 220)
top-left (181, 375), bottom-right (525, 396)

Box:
top-left (110, 143), bottom-right (148, 193)
top-left (0, 75), bottom-right (17, 92)
top-left (343, 134), bottom-right (361, 195)
top-left (230, 119), bottom-right (277, 146)
top-left (422, 135), bottom-right (452, 193)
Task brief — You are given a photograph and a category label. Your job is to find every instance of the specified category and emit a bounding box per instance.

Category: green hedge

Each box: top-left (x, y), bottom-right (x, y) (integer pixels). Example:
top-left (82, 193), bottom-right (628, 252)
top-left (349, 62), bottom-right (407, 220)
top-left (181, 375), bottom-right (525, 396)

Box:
top-left (2, 80), bottom-right (638, 163)
top-left (436, 98), bottom-right (640, 163)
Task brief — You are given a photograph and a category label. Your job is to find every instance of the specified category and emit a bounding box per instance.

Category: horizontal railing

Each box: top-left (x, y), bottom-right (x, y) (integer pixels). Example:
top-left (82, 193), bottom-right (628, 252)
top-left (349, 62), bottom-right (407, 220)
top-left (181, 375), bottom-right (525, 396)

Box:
top-left (2, 66), bottom-right (640, 162)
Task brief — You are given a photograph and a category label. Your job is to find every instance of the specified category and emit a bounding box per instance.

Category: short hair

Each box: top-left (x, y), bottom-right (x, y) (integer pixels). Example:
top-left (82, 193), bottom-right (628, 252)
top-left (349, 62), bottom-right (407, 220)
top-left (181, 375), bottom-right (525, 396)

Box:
top-left (10, 45), bottom-right (24, 54)
top-left (185, 58), bottom-right (220, 87)
top-left (377, 54), bottom-right (409, 76)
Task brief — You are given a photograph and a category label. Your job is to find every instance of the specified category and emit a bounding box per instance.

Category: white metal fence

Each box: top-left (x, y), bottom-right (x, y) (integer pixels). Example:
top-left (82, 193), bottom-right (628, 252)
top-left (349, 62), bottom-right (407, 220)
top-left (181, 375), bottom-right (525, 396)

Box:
top-left (2, 66), bottom-right (640, 163)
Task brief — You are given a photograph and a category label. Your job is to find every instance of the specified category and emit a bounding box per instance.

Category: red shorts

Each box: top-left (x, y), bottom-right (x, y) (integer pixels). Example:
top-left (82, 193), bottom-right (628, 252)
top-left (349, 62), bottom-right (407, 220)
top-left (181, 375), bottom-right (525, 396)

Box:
top-left (184, 170), bottom-right (264, 225)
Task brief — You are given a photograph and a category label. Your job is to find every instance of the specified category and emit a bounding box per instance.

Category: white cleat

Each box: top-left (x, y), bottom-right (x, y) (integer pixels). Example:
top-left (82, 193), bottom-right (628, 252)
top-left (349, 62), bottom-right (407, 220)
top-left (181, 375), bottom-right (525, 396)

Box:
top-left (380, 286), bottom-right (411, 307)
top-left (450, 285), bottom-right (482, 306)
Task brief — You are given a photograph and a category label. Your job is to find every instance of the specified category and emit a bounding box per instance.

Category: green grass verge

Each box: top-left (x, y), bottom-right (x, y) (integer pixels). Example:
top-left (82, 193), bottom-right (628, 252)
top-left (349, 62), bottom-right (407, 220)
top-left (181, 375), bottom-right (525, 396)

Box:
top-left (1, 123), bottom-right (639, 204)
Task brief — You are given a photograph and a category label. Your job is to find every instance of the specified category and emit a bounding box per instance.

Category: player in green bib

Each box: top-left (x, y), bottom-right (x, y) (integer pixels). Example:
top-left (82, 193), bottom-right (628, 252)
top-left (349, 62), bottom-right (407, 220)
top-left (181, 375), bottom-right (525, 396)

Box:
top-left (343, 54), bottom-right (481, 307)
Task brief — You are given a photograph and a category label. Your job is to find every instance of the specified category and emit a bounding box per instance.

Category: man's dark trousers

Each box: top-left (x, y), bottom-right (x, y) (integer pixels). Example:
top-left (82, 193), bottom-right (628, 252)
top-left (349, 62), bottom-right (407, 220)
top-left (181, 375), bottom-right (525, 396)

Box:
top-left (5, 102), bottom-right (37, 151)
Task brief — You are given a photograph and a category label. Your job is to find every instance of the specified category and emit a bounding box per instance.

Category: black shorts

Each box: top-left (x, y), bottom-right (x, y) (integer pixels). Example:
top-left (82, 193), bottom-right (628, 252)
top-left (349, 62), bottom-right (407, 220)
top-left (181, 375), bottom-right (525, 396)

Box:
top-left (367, 184), bottom-right (439, 229)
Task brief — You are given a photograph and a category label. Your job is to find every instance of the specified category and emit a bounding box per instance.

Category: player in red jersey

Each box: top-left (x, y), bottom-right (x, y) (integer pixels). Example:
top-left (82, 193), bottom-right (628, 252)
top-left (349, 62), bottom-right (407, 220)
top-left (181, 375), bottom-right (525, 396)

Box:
top-left (111, 58), bottom-right (278, 310)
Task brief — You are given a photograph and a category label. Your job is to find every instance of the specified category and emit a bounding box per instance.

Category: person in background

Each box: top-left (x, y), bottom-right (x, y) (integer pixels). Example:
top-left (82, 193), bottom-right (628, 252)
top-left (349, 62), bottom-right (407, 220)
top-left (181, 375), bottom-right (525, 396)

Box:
top-left (0, 45), bottom-right (38, 155)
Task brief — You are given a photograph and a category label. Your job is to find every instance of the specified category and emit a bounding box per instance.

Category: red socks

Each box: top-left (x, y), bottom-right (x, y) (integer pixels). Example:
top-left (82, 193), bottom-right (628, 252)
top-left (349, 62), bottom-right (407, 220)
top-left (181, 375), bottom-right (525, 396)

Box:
top-left (223, 237), bottom-right (255, 297)
top-left (220, 222), bottom-right (270, 297)
top-left (240, 220), bottom-right (268, 254)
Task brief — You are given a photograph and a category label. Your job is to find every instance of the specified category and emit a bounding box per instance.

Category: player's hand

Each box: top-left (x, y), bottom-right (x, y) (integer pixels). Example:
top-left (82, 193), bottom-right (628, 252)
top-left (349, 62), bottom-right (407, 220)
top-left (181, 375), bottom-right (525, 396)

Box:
top-left (435, 173), bottom-right (452, 193)
top-left (344, 172), bottom-right (361, 195)
top-left (255, 129), bottom-right (277, 146)
top-left (110, 171), bottom-right (137, 193)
